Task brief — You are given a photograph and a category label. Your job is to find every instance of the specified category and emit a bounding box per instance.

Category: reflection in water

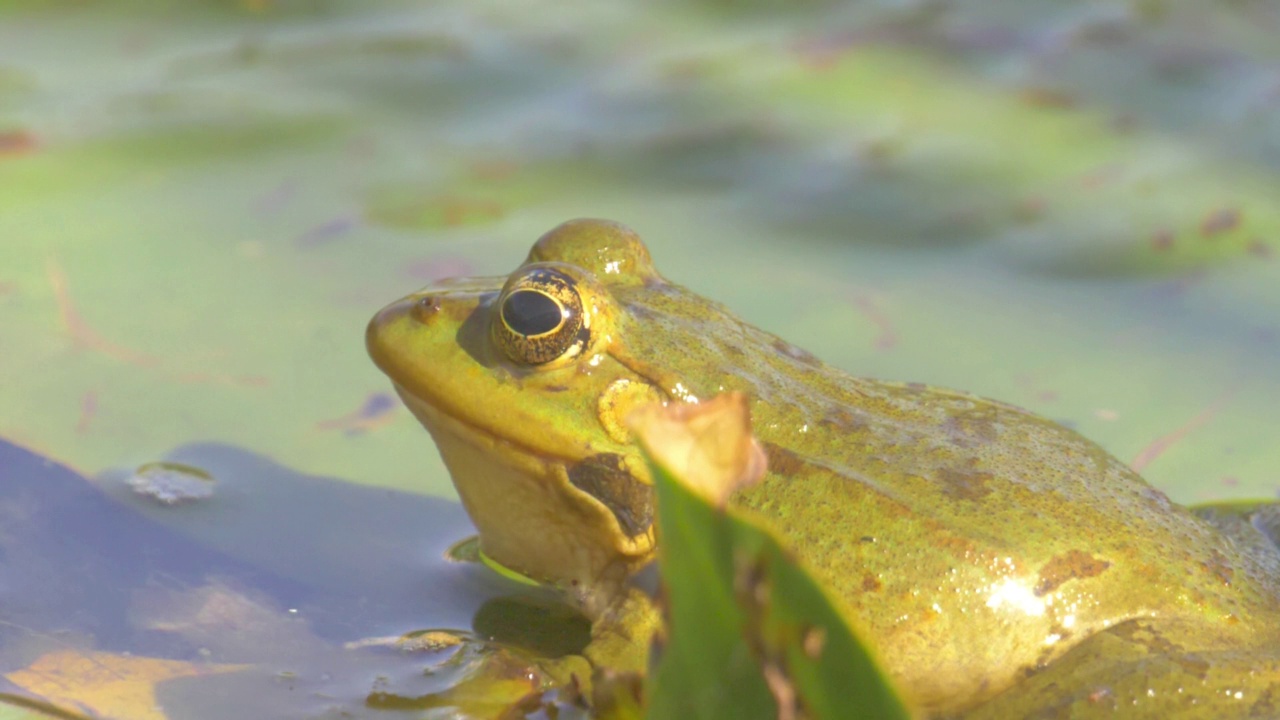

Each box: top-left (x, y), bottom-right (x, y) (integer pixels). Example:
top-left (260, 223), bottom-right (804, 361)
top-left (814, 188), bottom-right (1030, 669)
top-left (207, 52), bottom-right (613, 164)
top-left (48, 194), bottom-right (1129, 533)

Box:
top-left (472, 595), bottom-right (591, 659)
top-left (0, 440), bottom-right (585, 718)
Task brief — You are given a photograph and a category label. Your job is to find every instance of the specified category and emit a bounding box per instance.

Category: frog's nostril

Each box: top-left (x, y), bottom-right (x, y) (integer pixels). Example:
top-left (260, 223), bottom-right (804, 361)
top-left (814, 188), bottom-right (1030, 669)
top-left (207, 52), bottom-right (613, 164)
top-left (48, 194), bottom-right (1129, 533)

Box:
top-left (412, 295), bottom-right (442, 323)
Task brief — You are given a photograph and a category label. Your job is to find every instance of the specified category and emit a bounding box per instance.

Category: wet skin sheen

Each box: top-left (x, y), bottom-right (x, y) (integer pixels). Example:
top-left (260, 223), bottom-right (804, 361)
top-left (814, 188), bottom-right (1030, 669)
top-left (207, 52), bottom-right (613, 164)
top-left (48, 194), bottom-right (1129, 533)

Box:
top-left (368, 219), bottom-right (1280, 717)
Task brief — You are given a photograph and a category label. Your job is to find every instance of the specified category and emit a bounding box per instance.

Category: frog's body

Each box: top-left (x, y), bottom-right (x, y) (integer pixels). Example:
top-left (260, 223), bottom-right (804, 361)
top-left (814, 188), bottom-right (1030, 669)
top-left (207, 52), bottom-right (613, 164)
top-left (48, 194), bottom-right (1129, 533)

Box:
top-left (368, 219), bottom-right (1280, 717)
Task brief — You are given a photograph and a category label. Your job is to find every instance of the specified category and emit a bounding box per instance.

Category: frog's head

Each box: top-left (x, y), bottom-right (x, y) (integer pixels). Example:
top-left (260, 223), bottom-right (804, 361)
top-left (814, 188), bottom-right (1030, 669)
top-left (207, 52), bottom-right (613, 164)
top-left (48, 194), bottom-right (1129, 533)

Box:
top-left (367, 219), bottom-right (676, 598)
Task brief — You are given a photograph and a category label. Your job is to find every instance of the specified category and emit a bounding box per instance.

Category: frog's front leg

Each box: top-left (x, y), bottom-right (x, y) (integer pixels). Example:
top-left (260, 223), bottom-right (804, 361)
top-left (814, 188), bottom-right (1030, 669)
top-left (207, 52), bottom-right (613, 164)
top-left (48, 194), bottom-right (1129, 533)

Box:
top-left (424, 584), bottom-right (658, 714)
top-left (580, 586), bottom-right (662, 675)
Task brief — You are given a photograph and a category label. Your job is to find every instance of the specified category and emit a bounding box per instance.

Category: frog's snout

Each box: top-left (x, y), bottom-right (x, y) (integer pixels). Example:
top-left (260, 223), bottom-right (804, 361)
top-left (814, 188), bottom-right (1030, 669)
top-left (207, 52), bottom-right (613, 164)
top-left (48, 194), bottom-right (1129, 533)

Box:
top-left (365, 298), bottom-right (408, 371)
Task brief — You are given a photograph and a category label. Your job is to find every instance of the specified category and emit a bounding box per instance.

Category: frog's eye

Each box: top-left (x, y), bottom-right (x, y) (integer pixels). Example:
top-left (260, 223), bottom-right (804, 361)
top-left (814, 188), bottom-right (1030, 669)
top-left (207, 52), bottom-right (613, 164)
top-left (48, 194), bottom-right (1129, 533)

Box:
top-left (493, 268), bottom-right (588, 366)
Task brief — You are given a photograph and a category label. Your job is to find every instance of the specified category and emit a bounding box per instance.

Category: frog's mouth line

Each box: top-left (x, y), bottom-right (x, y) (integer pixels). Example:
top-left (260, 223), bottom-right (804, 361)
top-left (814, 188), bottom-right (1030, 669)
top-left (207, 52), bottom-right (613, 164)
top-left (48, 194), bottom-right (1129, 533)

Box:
top-left (390, 383), bottom-right (656, 561)
top-left (390, 381), bottom-right (572, 468)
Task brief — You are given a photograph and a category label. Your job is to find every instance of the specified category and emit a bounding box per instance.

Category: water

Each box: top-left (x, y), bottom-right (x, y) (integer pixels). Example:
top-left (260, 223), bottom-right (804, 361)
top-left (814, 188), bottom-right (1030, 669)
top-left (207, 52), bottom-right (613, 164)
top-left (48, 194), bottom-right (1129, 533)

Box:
top-left (1, 2), bottom-right (1278, 717)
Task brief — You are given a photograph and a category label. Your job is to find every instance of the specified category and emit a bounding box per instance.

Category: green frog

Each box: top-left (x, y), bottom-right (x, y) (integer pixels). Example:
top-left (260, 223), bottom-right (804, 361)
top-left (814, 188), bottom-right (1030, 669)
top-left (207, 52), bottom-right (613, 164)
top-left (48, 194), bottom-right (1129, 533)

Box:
top-left (367, 219), bottom-right (1280, 717)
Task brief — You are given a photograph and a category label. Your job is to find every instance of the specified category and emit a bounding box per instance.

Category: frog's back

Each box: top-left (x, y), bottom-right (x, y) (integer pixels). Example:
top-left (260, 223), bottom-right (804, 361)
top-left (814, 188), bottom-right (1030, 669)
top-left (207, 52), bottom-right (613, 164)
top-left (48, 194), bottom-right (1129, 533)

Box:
top-left (613, 279), bottom-right (1280, 710)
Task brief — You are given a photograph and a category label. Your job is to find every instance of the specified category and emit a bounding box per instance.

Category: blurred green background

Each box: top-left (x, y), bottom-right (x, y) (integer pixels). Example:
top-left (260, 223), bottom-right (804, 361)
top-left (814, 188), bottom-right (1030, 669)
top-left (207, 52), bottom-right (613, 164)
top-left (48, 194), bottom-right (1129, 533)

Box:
top-left (4, 3), bottom-right (1280, 716)
top-left (2, 0), bottom-right (1278, 506)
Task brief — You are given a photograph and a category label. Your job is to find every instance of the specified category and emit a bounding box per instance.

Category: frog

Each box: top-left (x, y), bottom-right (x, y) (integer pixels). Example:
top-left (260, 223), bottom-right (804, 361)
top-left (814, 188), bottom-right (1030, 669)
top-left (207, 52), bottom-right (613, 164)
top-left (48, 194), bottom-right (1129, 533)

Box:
top-left (367, 218), bottom-right (1280, 717)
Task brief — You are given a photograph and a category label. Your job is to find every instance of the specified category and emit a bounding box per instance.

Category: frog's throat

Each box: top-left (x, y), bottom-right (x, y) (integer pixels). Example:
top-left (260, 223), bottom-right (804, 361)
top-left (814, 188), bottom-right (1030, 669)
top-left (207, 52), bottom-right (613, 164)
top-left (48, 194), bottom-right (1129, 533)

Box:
top-left (392, 384), bottom-right (656, 588)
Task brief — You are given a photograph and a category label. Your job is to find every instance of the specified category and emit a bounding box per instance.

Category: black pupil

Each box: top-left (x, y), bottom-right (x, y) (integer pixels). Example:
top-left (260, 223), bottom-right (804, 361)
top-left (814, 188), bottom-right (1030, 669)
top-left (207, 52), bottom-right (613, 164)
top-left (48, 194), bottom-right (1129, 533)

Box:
top-left (503, 290), bottom-right (563, 336)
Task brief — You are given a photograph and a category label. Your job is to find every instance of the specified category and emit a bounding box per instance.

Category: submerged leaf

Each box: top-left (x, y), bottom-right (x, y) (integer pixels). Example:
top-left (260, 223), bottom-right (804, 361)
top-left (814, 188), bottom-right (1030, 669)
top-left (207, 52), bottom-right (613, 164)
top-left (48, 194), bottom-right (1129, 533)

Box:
top-left (4, 651), bottom-right (245, 720)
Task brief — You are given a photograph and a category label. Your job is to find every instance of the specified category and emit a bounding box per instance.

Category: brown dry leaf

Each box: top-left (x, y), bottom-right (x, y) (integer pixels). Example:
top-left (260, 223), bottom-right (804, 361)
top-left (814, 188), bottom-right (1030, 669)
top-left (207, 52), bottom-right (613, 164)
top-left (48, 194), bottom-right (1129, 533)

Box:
top-left (628, 392), bottom-right (766, 507)
top-left (5, 650), bottom-right (246, 720)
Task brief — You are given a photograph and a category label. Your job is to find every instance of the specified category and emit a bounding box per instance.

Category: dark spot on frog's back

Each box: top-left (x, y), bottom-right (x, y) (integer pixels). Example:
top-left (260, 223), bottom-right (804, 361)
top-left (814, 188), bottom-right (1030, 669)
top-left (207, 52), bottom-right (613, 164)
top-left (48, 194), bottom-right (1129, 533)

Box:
top-left (567, 454), bottom-right (653, 538)
top-left (762, 443), bottom-right (806, 478)
top-left (623, 301), bottom-right (655, 320)
top-left (1201, 548), bottom-right (1234, 586)
top-left (821, 406), bottom-right (867, 433)
top-left (1034, 549), bottom-right (1111, 597)
top-left (941, 408), bottom-right (1000, 448)
top-left (936, 463), bottom-right (994, 501)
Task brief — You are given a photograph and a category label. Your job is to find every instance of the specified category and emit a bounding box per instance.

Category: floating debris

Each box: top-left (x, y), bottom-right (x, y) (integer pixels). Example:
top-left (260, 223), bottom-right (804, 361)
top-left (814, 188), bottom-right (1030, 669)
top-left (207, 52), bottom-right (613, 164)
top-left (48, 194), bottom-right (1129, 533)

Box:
top-left (126, 462), bottom-right (216, 505)
top-left (344, 630), bottom-right (467, 653)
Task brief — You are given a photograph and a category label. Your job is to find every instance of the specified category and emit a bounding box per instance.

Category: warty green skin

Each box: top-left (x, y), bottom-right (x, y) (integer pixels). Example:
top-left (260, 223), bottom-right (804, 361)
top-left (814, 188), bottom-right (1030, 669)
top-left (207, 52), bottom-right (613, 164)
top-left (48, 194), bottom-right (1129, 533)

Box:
top-left (368, 218), bottom-right (1280, 717)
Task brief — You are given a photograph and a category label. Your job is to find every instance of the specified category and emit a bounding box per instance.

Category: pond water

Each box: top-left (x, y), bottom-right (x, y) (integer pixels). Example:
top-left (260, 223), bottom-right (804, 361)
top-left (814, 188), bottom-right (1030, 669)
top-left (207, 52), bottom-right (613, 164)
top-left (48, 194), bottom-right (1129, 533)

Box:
top-left (1, 1), bottom-right (1278, 717)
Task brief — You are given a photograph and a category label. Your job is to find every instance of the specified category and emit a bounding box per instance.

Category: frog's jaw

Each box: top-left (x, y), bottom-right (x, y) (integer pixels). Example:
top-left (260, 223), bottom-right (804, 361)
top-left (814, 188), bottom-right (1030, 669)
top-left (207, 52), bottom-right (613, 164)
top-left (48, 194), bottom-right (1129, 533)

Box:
top-left (393, 384), bottom-right (656, 597)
